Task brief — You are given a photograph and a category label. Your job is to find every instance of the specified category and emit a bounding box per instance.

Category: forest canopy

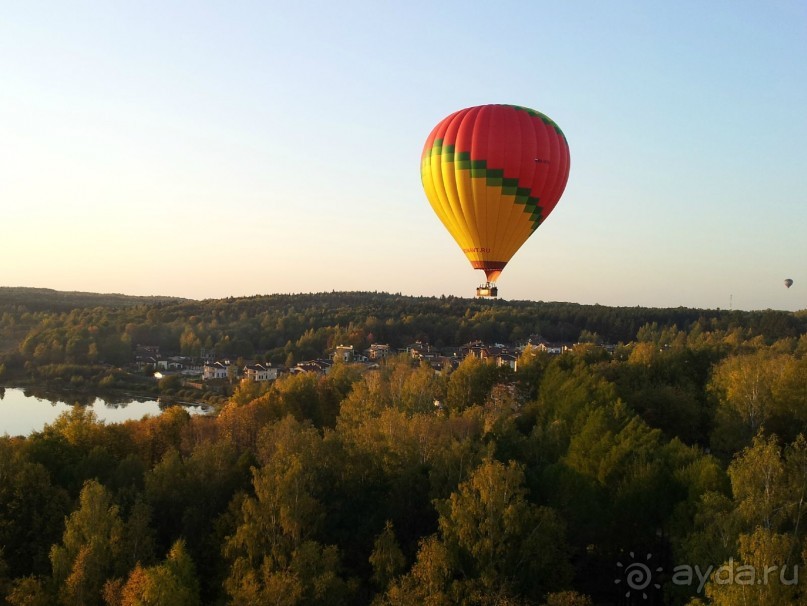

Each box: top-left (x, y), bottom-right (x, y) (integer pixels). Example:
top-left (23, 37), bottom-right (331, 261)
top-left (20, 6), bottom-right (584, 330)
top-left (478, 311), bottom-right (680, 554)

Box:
top-left (0, 288), bottom-right (806, 605)
top-left (1, 287), bottom-right (804, 367)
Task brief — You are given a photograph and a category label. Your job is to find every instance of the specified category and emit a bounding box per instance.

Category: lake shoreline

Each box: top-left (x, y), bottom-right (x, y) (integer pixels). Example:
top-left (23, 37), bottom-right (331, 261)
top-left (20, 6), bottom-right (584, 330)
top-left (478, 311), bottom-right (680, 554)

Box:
top-left (0, 366), bottom-right (228, 408)
top-left (0, 386), bottom-right (214, 437)
top-left (0, 380), bottom-right (216, 410)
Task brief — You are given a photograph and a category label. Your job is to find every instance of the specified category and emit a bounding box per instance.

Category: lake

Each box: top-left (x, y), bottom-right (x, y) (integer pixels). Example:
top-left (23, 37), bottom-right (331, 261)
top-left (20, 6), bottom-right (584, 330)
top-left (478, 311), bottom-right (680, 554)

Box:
top-left (0, 386), bottom-right (212, 437)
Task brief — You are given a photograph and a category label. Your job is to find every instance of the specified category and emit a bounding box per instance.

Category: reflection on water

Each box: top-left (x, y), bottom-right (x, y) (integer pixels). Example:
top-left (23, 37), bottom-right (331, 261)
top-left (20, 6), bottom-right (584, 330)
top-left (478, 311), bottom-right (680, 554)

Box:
top-left (0, 386), bottom-right (211, 437)
top-left (9, 385), bottom-right (151, 407)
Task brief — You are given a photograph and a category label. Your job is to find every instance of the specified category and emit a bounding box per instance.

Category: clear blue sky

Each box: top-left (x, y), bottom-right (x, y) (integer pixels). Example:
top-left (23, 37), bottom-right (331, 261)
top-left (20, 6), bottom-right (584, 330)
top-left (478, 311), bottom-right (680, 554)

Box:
top-left (2, 1), bottom-right (805, 310)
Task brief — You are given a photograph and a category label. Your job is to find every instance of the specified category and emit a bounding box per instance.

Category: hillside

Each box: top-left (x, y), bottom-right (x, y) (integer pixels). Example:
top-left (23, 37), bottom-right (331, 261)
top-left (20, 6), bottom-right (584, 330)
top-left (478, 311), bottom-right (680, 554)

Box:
top-left (0, 287), bottom-right (187, 312)
top-left (1, 289), bottom-right (805, 363)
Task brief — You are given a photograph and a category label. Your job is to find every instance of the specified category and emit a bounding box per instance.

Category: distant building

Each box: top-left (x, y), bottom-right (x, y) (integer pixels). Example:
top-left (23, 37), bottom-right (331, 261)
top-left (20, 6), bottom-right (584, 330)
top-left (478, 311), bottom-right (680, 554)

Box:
top-left (459, 340), bottom-right (486, 359)
top-left (496, 353), bottom-right (518, 371)
top-left (136, 356), bottom-right (161, 372)
top-left (242, 363), bottom-right (278, 382)
top-left (537, 342), bottom-right (574, 355)
top-left (365, 344), bottom-right (391, 360)
top-left (430, 356), bottom-right (459, 374)
top-left (203, 361), bottom-right (229, 381)
top-left (407, 341), bottom-right (437, 360)
top-left (333, 345), bottom-right (354, 363)
top-left (294, 359), bottom-right (333, 375)
top-left (135, 344), bottom-right (160, 358)
top-left (166, 356), bottom-right (190, 370)
top-left (134, 345), bottom-right (163, 372)
top-left (459, 341), bottom-right (518, 370)
top-left (181, 360), bottom-right (204, 376)
top-left (525, 335), bottom-right (573, 355)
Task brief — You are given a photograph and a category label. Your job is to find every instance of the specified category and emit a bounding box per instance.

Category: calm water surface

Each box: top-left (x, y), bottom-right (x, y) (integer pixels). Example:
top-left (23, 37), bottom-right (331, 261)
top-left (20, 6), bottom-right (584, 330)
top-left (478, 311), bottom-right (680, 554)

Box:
top-left (0, 386), bottom-right (211, 436)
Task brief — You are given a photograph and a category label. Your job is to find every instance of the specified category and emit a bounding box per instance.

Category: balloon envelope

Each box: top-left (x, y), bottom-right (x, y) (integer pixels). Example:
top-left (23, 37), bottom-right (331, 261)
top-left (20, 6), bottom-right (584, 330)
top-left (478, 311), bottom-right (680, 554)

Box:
top-left (785, 279), bottom-right (793, 288)
top-left (421, 104), bottom-right (570, 283)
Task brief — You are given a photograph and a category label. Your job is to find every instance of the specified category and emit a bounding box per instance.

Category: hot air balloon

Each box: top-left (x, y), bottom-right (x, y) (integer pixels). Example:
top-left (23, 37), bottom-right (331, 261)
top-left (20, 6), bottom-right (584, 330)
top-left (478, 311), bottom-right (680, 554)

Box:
top-left (421, 104), bottom-right (570, 297)
top-left (785, 279), bottom-right (793, 288)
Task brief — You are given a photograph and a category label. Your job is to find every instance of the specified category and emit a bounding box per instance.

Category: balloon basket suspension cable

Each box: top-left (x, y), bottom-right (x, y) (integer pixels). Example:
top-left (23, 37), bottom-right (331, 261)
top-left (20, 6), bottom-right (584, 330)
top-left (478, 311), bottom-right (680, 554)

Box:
top-left (476, 282), bottom-right (498, 298)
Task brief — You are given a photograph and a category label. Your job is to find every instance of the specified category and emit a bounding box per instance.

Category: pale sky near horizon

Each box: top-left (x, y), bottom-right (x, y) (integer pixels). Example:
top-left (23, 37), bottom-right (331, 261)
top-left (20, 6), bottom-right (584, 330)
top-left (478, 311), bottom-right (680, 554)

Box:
top-left (2, 1), bottom-right (806, 311)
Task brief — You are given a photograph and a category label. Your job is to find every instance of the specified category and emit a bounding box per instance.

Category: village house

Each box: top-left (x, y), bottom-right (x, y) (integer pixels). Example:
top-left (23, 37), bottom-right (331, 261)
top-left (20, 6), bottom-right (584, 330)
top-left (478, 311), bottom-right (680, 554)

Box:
top-left (181, 360), bottom-right (204, 376)
top-left (459, 340), bottom-right (486, 359)
top-left (538, 342), bottom-right (574, 355)
top-left (136, 356), bottom-right (161, 372)
top-left (242, 363), bottom-right (278, 382)
top-left (407, 341), bottom-right (438, 361)
top-left (333, 344), bottom-right (354, 363)
top-left (429, 356), bottom-right (460, 374)
top-left (496, 353), bottom-right (518, 371)
top-left (134, 344), bottom-right (163, 372)
top-left (525, 335), bottom-right (574, 355)
top-left (459, 341), bottom-right (519, 370)
top-left (293, 359), bottom-right (332, 375)
top-left (203, 361), bottom-right (231, 381)
top-left (365, 343), bottom-right (391, 360)
top-left (135, 344), bottom-right (160, 359)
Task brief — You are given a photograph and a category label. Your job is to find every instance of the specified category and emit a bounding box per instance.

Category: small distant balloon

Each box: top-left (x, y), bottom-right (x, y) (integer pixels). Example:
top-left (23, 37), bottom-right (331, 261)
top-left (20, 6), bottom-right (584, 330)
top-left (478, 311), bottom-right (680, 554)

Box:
top-left (785, 279), bottom-right (794, 288)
